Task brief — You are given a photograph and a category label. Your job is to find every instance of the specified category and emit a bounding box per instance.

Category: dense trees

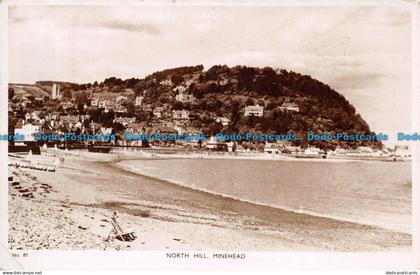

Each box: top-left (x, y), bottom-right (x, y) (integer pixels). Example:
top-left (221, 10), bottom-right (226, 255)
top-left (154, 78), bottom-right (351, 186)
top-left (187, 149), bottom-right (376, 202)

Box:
top-left (62, 90), bottom-right (72, 100)
top-left (75, 91), bottom-right (89, 105)
top-left (8, 88), bottom-right (14, 99)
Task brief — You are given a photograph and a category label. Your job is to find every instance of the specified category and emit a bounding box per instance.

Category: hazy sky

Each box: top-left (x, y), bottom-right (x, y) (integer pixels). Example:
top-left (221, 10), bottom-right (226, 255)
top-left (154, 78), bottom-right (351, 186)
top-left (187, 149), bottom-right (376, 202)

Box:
top-left (8, 5), bottom-right (412, 133)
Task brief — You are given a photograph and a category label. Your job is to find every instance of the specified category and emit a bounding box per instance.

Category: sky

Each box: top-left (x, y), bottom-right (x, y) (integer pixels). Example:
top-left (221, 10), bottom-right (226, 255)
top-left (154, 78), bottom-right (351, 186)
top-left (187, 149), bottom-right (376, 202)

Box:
top-left (8, 4), bottom-right (412, 136)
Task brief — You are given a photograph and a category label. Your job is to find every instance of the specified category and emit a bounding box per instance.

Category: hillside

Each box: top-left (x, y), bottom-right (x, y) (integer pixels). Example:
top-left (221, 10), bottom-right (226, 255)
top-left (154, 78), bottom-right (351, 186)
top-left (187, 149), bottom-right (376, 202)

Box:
top-left (9, 84), bottom-right (50, 98)
top-left (9, 65), bottom-right (382, 150)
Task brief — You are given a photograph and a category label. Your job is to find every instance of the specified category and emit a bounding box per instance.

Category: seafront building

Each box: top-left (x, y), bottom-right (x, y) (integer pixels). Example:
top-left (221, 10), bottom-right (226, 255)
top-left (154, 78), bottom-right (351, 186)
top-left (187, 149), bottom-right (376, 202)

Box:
top-left (279, 102), bottom-right (300, 112)
top-left (135, 96), bottom-right (144, 106)
top-left (14, 122), bottom-right (40, 143)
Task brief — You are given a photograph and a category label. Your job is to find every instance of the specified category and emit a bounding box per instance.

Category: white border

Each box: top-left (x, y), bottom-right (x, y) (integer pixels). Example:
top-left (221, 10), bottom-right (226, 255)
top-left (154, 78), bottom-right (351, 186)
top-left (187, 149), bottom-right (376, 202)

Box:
top-left (1, 0), bottom-right (419, 271)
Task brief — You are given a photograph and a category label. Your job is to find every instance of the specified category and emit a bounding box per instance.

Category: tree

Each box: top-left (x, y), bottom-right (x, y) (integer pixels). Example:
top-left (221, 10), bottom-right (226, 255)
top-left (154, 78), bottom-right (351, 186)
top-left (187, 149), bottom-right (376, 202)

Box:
top-left (229, 100), bottom-right (241, 128)
top-left (191, 85), bottom-right (204, 99)
top-left (75, 91), bottom-right (88, 105)
top-left (77, 103), bottom-right (85, 114)
top-left (8, 88), bottom-right (14, 99)
top-left (112, 122), bottom-right (125, 133)
top-left (124, 101), bottom-right (135, 116)
top-left (126, 78), bottom-right (139, 88)
top-left (104, 77), bottom-right (123, 86)
top-left (171, 74), bottom-right (184, 86)
top-left (63, 90), bottom-right (72, 100)
top-left (245, 98), bottom-right (254, 106)
top-left (238, 66), bottom-right (256, 90)
top-left (102, 110), bottom-right (115, 127)
top-left (173, 101), bottom-right (184, 110)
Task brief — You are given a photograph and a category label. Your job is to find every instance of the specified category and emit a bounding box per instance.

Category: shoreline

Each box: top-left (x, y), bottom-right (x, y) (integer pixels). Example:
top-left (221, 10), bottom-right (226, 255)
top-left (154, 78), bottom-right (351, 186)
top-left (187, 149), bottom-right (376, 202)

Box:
top-left (8, 153), bottom-right (412, 251)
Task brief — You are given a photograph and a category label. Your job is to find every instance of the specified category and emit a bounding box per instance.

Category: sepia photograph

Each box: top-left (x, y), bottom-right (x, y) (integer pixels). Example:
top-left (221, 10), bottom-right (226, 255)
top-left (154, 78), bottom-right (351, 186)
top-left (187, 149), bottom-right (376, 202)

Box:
top-left (1, 0), bottom-right (419, 272)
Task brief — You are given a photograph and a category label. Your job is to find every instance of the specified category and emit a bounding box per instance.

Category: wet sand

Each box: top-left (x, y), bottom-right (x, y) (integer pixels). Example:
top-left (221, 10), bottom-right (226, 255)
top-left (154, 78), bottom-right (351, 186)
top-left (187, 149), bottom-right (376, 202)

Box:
top-left (8, 153), bottom-right (412, 251)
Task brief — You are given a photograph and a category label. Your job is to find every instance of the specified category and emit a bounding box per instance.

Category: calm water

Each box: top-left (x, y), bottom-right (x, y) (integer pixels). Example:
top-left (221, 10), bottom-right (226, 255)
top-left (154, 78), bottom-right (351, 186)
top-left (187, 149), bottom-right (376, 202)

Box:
top-left (118, 158), bottom-right (412, 233)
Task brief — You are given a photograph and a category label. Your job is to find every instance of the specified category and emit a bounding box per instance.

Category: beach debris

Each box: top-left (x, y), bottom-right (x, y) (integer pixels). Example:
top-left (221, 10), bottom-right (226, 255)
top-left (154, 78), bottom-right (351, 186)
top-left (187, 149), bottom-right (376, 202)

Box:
top-left (106, 212), bottom-right (137, 242)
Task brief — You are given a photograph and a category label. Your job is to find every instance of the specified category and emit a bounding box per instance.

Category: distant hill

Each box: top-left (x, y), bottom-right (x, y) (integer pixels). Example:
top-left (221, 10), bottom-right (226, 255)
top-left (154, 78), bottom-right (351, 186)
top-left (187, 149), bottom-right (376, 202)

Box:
top-left (9, 81), bottom-right (79, 99)
top-left (9, 84), bottom-right (50, 98)
top-left (35, 81), bottom-right (78, 86)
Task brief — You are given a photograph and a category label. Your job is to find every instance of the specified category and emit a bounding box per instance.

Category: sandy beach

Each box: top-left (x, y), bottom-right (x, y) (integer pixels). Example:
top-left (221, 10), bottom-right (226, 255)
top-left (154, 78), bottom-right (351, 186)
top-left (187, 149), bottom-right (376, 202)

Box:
top-left (8, 151), bottom-right (412, 251)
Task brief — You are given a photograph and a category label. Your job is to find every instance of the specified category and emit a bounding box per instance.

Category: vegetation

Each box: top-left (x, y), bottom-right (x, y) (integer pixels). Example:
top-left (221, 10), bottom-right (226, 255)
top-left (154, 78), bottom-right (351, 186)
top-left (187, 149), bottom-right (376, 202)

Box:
top-left (10, 65), bottom-right (382, 150)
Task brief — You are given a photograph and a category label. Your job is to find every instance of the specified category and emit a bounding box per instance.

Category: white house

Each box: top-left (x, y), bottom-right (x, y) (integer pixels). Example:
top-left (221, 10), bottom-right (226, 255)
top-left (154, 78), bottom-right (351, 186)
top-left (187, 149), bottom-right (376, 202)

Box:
top-left (98, 100), bottom-right (107, 109)
top-left (160, 79), bottom-right (173, 86)
top-left (215, 117), bottom-right (230, 126)
top-left (279, 102), bottom-right (299, 112)
top-left (205, 136), bottom-right (218, 149)
top-left (244, 104), bottom-right (264, 117)
top-left (395, 145), bottom-right (410, 157)
top-left (153, 107), bottom-right (164, 118)
top-left (113, 117), bottom-right (136, 126)
top-left (175, 92), bottom-right (193, 103)
top-left (185, 79), bottom-right (194, 87)
top-left (15, 123), bottom-right (40, 142)
top-left (135, 96), bottom-right (144, 106)
top-left (91, 98), bottom-right (99, 107)
top-left (172, 110), bottom-right (190, 121)
top-left (173, 85), bottom-right (187, 93)
top-left (358, 146), bottom-right (373, 155)
top-left (303, 147), bottom-right (321, 156)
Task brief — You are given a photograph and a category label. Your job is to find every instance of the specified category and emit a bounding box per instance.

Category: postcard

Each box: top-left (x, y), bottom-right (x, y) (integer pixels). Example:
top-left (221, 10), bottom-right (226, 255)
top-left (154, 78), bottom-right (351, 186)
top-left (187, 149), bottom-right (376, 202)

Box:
top-left (0, 0), bottom-right (419, 272)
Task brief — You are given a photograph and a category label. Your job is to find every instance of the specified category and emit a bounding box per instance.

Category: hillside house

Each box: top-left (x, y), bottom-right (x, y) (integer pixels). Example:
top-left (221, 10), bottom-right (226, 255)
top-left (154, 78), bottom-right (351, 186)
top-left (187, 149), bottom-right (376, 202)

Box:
top-left (160, 79), bottom-right (173, 87)
top-left (244, 104), bottom-right (264, 117)
top-left (114, 117), bottom-right (136, 127)
top-left (98, 100), bottom-right (107, 109)
top-left (116, 95), bottom-right (128, 103)
top-left (279, 102), bottom-right (299, 112)
top-left (173, 85), bottom-right (187, 94)
top-left (172, 110), bottom-right (190, 121)
top-left (135, 96), bottom-right (144, 106)
top-left (153, 107), bottom-right (164, 118)
top-left (215, 117), bottom-right (230, 126)
top-left (91, 98), bottom-right (99, 107)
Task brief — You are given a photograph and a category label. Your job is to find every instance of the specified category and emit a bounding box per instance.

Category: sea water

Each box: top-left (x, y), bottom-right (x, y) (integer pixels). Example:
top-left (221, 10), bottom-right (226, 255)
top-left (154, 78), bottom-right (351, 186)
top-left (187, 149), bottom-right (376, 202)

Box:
top-left (119, 158), bottom-right (411, 233)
